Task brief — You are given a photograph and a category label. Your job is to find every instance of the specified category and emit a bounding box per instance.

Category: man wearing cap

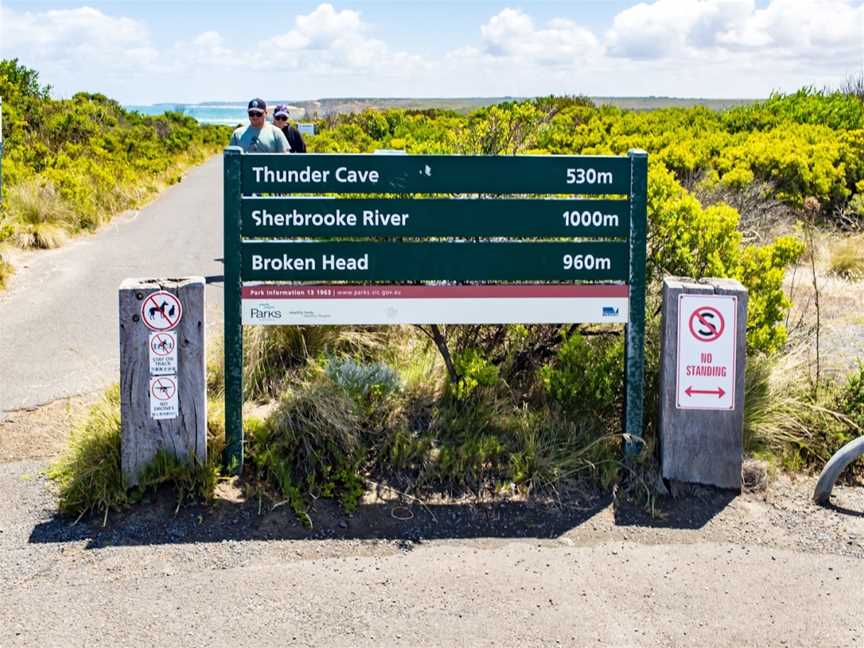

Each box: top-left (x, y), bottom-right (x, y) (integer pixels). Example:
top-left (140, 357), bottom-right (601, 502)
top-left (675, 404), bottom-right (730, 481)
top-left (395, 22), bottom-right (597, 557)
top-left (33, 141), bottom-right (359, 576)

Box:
top-left (229, 98), bottom-right (290, 152)
top-left (272, 104), bottom-right (307, 153)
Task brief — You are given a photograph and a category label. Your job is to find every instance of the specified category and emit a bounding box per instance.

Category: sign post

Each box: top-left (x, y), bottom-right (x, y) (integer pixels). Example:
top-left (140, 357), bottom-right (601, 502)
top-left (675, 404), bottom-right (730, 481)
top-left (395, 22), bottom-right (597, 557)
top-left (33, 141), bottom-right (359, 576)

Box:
top-left (120, 277), bottom-right (207, 486)
top-left (223, 149), bottom-right (648, 472)
top-left (659, 277), bottom-right (748, 489)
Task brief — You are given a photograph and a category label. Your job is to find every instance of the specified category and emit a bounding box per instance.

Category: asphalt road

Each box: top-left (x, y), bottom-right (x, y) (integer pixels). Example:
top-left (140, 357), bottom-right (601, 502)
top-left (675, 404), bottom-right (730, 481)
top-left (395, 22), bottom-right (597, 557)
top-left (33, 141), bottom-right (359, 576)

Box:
top-left (0, 155), bottom-right (224, 417)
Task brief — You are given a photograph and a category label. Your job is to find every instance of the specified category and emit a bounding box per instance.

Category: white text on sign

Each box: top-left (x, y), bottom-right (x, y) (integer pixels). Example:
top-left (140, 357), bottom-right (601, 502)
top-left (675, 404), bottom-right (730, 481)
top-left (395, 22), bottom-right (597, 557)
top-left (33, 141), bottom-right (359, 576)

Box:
top-left (251, 208), bottom-right (409, 228)
top-left (676, 294), bottom-right (737, 410)
top-left (251, 254), bottom-right (369, 272)
top-left (251, 166), bottom-right (380, 185)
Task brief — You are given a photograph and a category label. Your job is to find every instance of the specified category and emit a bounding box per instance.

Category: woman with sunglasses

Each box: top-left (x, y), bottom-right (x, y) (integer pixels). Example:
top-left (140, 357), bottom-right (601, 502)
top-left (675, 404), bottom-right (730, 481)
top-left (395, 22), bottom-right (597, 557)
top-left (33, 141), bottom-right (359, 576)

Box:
top-left (272, 104), bottom-right (307, 153)
top-left (229, 98), bottom-right (290, 153)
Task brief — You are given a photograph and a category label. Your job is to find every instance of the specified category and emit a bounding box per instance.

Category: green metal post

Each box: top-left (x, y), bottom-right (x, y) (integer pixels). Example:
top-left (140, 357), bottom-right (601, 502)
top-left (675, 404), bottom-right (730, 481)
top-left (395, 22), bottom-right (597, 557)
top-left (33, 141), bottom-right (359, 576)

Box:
top-left (625, 149), bottom-right (648, 455)
top-left (223, 146), bottom-right (244, 472)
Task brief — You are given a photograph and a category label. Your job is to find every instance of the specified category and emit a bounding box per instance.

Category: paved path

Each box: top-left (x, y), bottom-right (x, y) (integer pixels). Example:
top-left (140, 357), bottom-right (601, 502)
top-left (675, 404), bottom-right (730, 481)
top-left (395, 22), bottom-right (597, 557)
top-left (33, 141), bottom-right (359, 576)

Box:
top-left (0, 156), bottom-right (224, 417)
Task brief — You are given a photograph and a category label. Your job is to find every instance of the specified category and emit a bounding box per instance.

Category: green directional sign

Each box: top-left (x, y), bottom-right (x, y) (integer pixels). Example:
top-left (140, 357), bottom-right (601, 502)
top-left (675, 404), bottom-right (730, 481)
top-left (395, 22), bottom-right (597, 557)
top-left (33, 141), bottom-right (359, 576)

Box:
top-left (223, 147), bottom-right (648, 474)
top-left (240, 241), bottom-right (629, 281)
top-left (242, 198), bottom-right (630, 239)
top-left (241, 153), bottom-right (630, 195)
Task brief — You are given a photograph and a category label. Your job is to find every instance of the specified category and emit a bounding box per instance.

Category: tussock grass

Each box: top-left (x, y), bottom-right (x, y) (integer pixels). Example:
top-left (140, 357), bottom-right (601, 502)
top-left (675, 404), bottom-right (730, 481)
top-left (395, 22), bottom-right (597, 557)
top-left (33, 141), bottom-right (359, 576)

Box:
top-left (743, 348), bottom-right (863, 478)
top-left (248, 376), bottom-right (364, 524)
top-left (384, 397), bottom-right (624, 495)
top-left (48, 385), bottom-right (222, 524)
top-left (507, 411), bottom-right (624, 494)
top-left (829, 235), bottom-right (864, 280)
top-left (47, 385), bottom-right (127, 523)
top-left (207, 326), bottom-right (390, 401)
top-left (392, 334), bottom-right (445, 394)
top-left (4, 180), bottom-right (74, 249)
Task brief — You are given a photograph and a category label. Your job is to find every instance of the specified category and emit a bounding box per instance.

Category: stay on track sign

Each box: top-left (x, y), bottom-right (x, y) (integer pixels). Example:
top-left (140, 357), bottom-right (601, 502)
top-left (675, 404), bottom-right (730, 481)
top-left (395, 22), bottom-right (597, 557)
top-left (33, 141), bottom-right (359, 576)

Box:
top-left (223, 149), bottom-right (648, 470)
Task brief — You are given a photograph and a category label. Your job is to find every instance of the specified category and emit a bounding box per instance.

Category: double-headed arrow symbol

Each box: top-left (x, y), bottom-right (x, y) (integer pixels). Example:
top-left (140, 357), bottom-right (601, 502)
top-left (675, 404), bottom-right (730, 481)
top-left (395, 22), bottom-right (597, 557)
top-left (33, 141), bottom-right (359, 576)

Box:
top-left (685, 386), bottom-right (725, 398)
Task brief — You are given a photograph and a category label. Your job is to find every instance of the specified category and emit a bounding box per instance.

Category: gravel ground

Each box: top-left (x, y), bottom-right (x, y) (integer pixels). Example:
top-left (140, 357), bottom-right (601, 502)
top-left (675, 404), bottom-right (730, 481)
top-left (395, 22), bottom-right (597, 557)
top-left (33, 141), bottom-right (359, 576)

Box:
top-left (1, 448), bottom-right (863, 647)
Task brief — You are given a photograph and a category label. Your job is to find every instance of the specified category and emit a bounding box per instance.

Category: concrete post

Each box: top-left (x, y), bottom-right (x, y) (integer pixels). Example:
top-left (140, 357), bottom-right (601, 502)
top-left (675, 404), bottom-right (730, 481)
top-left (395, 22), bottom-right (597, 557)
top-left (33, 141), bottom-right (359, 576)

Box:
top-left (659, 277), bottom-right (748, 490)
top-left (119, 277), bottom-right (206, 486)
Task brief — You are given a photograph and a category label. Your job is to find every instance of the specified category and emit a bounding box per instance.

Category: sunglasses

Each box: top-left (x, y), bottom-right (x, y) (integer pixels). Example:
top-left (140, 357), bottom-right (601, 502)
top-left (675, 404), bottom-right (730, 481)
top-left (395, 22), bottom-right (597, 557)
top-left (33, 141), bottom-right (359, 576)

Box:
top-left (274, 115), bottom-right (288, 121)
top-left (248, 110), bottom-right (264, 117)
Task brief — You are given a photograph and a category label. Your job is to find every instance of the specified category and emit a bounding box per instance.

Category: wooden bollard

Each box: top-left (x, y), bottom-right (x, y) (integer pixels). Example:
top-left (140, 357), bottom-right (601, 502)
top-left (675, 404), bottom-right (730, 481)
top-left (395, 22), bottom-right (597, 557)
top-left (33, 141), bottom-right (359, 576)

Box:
top-left (119, 277), bottom-right (206, 486)
top-left (659, 277), bottom-right (748, 490)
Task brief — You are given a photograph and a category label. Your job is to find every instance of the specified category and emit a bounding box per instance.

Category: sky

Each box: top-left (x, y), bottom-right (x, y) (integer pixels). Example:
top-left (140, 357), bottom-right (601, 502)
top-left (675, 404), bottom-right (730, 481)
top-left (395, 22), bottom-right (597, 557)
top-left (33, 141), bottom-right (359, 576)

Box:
top-left (1, 0), bottom-right (862, 104)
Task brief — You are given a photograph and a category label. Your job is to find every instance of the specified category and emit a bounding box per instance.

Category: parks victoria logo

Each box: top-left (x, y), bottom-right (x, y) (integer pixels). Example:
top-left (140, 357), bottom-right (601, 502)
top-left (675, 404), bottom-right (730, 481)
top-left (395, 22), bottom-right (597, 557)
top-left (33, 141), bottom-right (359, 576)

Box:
top-left (602, 305), bottom-right (620, 317)
top-left (249, 302), bottom-right (282, 319)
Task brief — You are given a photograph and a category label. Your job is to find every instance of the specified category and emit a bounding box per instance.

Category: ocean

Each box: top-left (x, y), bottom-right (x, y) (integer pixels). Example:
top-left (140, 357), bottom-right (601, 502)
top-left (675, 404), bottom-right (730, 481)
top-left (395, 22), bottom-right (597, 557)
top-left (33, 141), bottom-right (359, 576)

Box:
top-left (124, 103), bottom-right (256, 126)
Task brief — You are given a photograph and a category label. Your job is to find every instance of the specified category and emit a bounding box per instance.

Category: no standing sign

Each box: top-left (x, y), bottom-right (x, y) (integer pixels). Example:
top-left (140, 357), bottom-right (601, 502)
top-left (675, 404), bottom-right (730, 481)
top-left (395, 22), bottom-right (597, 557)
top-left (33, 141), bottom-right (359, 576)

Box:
top-left (676, 294), bottom-right (738, 410)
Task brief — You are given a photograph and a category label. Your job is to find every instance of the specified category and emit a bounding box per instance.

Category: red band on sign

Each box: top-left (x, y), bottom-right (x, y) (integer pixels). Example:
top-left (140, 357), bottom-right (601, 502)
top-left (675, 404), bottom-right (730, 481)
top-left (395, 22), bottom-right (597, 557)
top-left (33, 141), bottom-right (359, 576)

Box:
top-left (241, 284), bottom-right (629, 300)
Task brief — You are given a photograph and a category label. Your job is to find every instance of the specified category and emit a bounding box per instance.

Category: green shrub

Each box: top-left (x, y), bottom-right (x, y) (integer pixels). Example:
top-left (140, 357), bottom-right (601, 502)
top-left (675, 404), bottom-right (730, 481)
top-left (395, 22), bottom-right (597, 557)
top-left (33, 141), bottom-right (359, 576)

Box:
top-left (0, 59), bottom-right (231, 286)
top-left (450, 348), bottom-right (500, 400)
top-left (647, 162), bottom-right (803, 353)
top-left (738, 236), bottom-right (805, 354)
top-left (837, 362), bottom-right (864, 431)
top-left (724, 88), bottom-right (864, 131)
top-left (540, 332), bottom-right (624, 422)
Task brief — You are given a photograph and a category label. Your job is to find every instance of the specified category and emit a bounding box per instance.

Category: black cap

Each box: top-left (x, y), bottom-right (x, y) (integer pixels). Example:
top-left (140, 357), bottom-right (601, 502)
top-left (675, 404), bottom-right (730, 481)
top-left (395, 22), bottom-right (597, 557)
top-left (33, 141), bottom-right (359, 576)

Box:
top-left (248, 98), bottom-right (266, 111)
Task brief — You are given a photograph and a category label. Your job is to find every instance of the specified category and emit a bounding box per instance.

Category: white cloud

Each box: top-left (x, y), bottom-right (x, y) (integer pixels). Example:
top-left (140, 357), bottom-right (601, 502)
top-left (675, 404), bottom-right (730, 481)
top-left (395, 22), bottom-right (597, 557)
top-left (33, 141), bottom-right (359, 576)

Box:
top-left (172, 3), bottom-right (422, 83)
top-left (719, 0), bottom-right (864, 62)
top-left (480, 8), bottom-right (600, 65)
top-left (257, 3), bottom-right (419, 73)
top-left (605, 0), bottom-right (864, 64)
top-left (182, 31), bottom-right (235, 67)
top-left (0, 6), bottom-right (160, 73)
top-left (0, 1), bottom-right (860, 103)
top-left (293, 3), bottom-right (364, 49)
